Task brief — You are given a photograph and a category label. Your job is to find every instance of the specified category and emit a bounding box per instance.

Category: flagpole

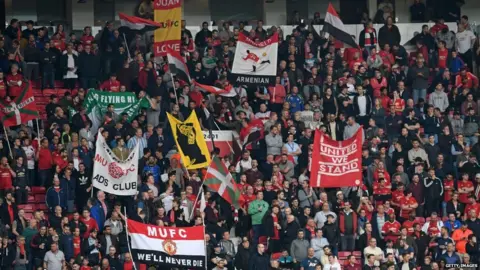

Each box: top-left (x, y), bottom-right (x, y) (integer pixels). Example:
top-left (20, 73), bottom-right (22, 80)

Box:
top-left (35, 118), bottom-right (41, 145)
top-left (123, 207), bottom-right (138, 270)
top-left (212, 121), bottom-right (235, 154)
top-left (170, 73), bottom-right (179, 104)
top-left (3, 126), bottom-right (13, 159)
top-left (203, 219), bottom-right (208, 270)
top-left (189, 183), bottom-right (205, 222)
top-left (123, 33), bottom-right (132, 61)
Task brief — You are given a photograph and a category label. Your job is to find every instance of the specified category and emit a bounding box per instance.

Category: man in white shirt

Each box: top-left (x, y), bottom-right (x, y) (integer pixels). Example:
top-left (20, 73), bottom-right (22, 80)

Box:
top-left (44, 242), bottom-right (65, 270)
top-left (455, 23), bottom-right (476, 71)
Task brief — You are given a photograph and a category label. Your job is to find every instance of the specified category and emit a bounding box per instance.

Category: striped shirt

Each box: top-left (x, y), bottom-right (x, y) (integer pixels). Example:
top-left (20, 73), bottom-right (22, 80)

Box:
top-left (127, 136), bottom-right (147, 157)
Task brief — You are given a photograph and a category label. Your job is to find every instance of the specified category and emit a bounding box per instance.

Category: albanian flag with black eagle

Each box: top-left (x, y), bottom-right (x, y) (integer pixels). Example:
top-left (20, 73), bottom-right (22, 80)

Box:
top-left (0, 82), bottom-right (39, 127)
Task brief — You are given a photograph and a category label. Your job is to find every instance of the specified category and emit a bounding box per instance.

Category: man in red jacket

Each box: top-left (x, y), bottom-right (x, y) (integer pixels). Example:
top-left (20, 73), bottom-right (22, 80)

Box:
top-left (99, 74), bottom-right (121, 92)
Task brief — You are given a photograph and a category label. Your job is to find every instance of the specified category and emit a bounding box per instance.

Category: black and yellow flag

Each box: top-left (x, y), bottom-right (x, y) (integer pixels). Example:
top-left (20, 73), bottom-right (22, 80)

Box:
top-left (167, 111), bottom-right (211, 169)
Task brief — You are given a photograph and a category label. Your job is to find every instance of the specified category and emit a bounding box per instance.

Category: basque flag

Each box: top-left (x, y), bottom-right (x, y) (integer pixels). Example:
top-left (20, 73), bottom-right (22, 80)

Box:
top-left (167, 47), bottom-right (191, 83)
top-left (322, 3), bottom-right (358, 48)
top-left (119, 13), bottom-right (162, 33)
top-left (193, 81), bottom-right (237, 97)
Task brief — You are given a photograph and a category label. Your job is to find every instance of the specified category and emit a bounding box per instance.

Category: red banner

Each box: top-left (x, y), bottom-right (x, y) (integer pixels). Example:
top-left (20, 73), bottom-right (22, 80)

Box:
top-left (310, 128), bottom-right (363, 188)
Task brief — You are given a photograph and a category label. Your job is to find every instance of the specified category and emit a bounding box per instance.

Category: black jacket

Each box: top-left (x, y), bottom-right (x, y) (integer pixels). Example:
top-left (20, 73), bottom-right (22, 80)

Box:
top-left (60, 53), bottom-right (78, 76)
top-left (39, 49), bottom-right (57, 73)
top-left (378, 24), bottom-right (401, 47)
top-left (78, 52), bottom-right (101, 78)
top-left (235, 245), bottom-right (251, 270)
top-left (248, 251), bottom-right (270, 270)
top-left (322, 222), bottom-right (340, 246)
top-left (0, 202), bottom-right (17, 225)
top-left (423, 177), bottom-right (443, 199)
top-left (282, 221), bottom-right (300, 248)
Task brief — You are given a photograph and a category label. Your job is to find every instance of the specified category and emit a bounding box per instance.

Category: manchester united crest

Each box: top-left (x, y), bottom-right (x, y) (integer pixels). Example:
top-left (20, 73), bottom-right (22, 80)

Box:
top-left (162, 239), bottom-right (177, 256)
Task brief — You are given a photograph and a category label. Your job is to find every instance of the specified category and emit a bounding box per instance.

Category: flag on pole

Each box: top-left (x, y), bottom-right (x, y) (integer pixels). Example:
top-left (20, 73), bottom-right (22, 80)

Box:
top-left (193, 81), bottom-right (237, 97)
top-left (204, 156), bottom-right (244, 209)
top-left (167, 47), bottom-right (191, 83)
top-left (0, 82), bottom-right (39, 127)
top-left (167, 111), bottom-right (211, 169)
top-left (322, 3), bottom-right (358, 48)
top-left (119, 12), bottom-right (163, 33)
top-left (199, 191), bottom-right (206, 212)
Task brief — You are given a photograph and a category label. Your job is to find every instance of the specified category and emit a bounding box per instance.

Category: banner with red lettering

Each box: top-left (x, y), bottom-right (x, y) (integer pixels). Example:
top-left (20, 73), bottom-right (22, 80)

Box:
top-left (154, 0), bottom-right (182, 56)
top-left (127, 219), bottom-right (206, 268)
top-left (310, 128), bottom-right (363, 188)
top-left (92, 134), bottom-right (139, 195)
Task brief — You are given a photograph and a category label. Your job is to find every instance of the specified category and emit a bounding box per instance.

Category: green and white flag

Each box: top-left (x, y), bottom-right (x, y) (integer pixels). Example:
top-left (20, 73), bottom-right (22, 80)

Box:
top-left (83, 90), bottom-right (149, 133)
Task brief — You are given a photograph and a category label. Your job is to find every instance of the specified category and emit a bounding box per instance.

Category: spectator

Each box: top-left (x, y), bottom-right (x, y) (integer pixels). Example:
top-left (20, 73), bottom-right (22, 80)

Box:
top-left (378, 16), bottom-right (401, 48)
top-left (410, 0), bottom-right (426, 22)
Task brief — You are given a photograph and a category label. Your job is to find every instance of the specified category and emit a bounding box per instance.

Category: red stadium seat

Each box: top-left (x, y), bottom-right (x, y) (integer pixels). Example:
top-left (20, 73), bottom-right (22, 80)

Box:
top-left (24, 213), bottom-right (33, 220)
top-left (34, 194), bottom-right (46, 203)
top-left (27, 195), bottom-right (35, 203)
top-left (36, 204), bottom-right (48, 211)
top-left (415, 217), bottom-right (426, 225)
top-left (18, 204), bottom-right (34, 211)
top-left (271, 252), bottom-right (282, 260)
top-left (31, 186), bottom-right (46, 195)
top-left (352, 251), bottom-right (361, 257)
top-left (43, 89), bottom-right (57, 96)
top-left (259, 236), bottom-right (268, 245)
top-left (338, 251), bottom-right (351, 259)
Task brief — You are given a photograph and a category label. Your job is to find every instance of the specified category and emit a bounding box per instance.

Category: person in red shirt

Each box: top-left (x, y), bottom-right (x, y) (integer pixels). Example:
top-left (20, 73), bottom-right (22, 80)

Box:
top-left (189, 84), bottom-right (204, 106)
top-left (399, 190), bottom-right (418, 221)
top-left (0, 157), bottom-right (15, 191)
top-left (458, 173), bottom-right (474, 204)
top-left (379, 44), bottom-right (395, 71)
top-left (430, 18), bottom-right (448, 36)
top-left (464, 195), bottom-right (480, 217)
top-left (53, 149), bottom-right (69, 170)
top-left (434, 40), bottom-right (450, 73)
top-left (370, 69), bottom-right (388, 98)
top-left (373, 178), bottom-right (391, 205)
top-left (402, 212), bottom-right (417, 236)
top-left (137, 61), bottom-right (157, 91)
top-left (373, 161), bottom-right (391, 183)
top-left (81, 26), bottom-right (95, 46)
top-left (390, 183), bottom-right (405, 210)
top-left (455, 67), bottom-right (479, 89)
top-left (0, 70), bottom-right (6, 99)
top-left (36, 138), bottom-right (53, 187)
top-left (443, 174), bottom-right (455, 203)
top-left (6, 63), bottom-right (23, 98)
top-left (81, 208), bottom-right (99, 239)
top-left (382, 212), bottom-right (402, 243)
top-left (268, 76), bottom-right (286, 114)
top-left (100, 74), bottom-right (121, 92)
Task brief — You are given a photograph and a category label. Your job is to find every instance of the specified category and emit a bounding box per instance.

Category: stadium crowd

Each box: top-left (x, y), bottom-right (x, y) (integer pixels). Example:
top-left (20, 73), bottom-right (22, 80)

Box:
top-left (1, 4), bottom-right (480, 270)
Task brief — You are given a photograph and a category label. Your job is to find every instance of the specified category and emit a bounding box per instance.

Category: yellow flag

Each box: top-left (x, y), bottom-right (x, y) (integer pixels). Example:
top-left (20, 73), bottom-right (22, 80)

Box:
top-left (167, 111), bottom-right (211, 169)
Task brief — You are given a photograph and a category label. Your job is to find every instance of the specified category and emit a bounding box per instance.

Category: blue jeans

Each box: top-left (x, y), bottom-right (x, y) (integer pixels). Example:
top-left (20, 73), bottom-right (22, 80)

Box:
top-left (413, 88), bottom-right (427, 104)
top-left (38, 169), bottom-right (51, 187)
top-left (465, 136), bottom-right (478, 147)
top-left (252, 224), bottom-right (263, 247)
top-left (80, 77), bottom-right (97, 90)
top-left (42, 71), bottom-right (55, 89)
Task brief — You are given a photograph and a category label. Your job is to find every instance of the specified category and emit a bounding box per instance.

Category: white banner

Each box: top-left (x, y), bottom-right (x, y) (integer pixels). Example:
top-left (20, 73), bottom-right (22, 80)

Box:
top-left (231, 32), bottom-right (278, 86)
top-left (92, 135), bottom-right (139, 195)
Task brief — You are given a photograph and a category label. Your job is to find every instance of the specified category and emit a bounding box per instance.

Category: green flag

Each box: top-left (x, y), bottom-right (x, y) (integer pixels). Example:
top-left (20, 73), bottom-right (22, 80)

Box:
top-left (83, 90), bottom-right (149, 132)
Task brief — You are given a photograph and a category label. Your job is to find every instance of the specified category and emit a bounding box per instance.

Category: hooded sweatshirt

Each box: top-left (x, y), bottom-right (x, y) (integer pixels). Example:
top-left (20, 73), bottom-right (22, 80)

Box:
top-left (428, 90), bottom-right (449, 112)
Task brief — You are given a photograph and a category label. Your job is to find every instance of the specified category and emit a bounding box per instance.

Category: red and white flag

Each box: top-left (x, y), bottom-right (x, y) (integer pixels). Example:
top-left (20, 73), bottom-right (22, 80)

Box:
top-left (309, 128), bottom-right (363, 188)
top-left (193, 81), bottom-right (236, 97)
top-left (322, 3), bottom-right (358, 48)
top-left (231, 33), bottom-right (278, 86)
top-left (119, 13), bottom-right (162, 32)
top-left (166, 47), bottom-right (191, 83)
top-left (127, 219), bottom-right (206, 268)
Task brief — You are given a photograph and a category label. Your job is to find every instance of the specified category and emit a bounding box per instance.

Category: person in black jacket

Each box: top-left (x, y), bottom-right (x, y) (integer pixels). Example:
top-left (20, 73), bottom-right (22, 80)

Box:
top-left (78, 44), bottom-right (101, 89)
top-left (195, 22), bottom-right (212, 49)
top-left (39, 42), bottom-right (57, 90)
top-left (378, 17), bottom-right (401, 48)
top-left (423, 167), bottom-right (444, 216)
top-left (322, 214), bottom-right (340, 256)
top-left (248, 244), bottom-right (270, 270)
top-left (0, 191), bottom-right (18, 226)
top-left (60, 44), bottom-right (78, 90)
top-left (30, 226), bottom-right (49, 268)
top-left (234, 237), bottom-right (251, 270)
